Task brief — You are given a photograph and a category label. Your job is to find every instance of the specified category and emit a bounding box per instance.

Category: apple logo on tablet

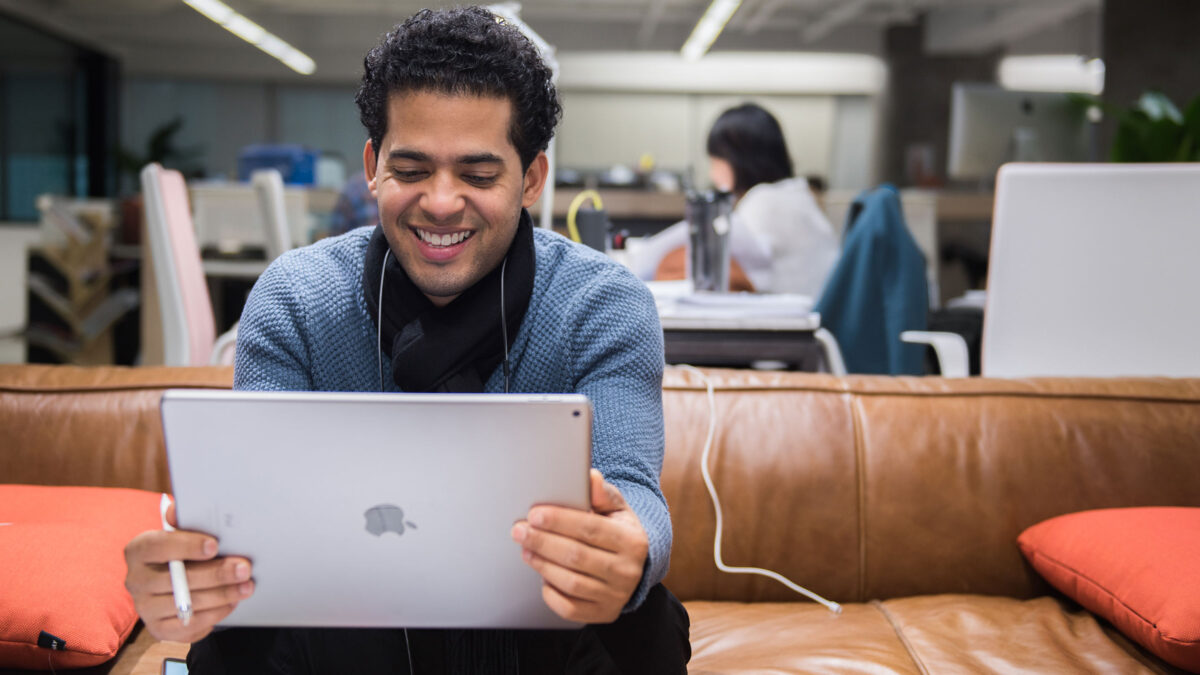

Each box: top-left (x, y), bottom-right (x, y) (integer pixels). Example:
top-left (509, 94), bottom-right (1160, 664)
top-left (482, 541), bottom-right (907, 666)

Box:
top-left (364, 504), bottom-right (418, 537)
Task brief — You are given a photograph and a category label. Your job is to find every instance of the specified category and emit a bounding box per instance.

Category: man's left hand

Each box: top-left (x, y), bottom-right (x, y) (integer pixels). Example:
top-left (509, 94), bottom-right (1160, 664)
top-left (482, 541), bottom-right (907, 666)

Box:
top-left (511, 468), bottom-right (649, 624)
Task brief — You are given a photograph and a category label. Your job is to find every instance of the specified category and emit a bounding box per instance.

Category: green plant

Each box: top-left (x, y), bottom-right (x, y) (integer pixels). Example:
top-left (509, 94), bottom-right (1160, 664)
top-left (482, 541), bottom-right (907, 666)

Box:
top-left (116, 116), bottom-right (203, 182)
top-left (1109, 91), bottom-right (1200, 162)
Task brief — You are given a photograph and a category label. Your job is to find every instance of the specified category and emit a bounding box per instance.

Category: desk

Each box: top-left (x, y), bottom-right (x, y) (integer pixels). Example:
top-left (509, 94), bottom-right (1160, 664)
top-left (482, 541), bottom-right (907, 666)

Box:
top-left (202, 258), bottom-right (269, 279)
top-left (661, 313), bottom-right (825, 370)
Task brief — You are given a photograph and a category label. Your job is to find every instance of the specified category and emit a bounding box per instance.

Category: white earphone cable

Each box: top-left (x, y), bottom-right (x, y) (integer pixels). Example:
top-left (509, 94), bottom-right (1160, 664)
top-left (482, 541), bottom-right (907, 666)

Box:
top-left (673, 364), bottom-right (842, 614)
top-left (377, 249), bottom-right (390, 394)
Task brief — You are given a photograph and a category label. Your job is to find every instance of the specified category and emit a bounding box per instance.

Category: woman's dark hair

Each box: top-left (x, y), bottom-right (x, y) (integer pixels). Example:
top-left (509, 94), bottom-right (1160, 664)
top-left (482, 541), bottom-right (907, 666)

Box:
top-left (706, 103), bottom-right (794, 195)
top-left (355, 6), bottom-right (562, 170)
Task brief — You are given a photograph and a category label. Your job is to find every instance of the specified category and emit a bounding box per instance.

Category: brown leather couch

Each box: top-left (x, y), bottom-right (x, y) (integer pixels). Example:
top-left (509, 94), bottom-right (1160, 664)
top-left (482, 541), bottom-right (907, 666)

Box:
top-left (3, 364), bottom-right (1199, 674)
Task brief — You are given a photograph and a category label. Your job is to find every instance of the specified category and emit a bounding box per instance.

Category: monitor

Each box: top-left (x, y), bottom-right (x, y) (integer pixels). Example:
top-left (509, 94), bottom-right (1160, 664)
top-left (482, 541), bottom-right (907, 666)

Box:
top-left (947, 83), bottom-right (1091, 181)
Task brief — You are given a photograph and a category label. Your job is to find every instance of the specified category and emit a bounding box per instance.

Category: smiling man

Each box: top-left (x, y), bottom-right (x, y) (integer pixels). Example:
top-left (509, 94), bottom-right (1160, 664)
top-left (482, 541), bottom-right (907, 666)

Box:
top-left (122, 6), bottom-right (689, 674)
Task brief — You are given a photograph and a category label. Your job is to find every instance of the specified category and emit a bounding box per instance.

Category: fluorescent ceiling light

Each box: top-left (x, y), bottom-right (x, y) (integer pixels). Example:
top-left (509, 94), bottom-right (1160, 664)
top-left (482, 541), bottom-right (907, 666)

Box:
top-left (181, 0), bottom-right (315, 75)
top-left (223, 15), bottom-right (266, 44)
top-left (182, 0), bottom-right (233, 24)
top-left (559, 52), bottom-right (887, 95)
top-left (998, 55), bottom-right (1104, 95)
top-left (681, 0), bottom-right (742, 61)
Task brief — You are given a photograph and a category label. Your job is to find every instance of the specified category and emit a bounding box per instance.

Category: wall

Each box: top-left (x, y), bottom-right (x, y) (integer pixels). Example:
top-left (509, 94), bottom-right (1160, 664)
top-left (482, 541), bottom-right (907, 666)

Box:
top-left (882, 18), bottom-right (1000, 186)
top-left (122, 76), bottom-right (883, 193)
top-left (0, 13), bottom-right (119, 220)
top-left (119, 78), bottom-right (362, 188)
top-left (1101, 0), bottom-right (1200, 150)
top-left (557, 92), bottom-right (873, 188)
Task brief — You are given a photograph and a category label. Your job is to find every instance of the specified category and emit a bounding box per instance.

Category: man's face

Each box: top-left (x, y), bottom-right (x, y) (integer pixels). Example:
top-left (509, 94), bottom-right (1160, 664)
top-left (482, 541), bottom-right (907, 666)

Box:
top-left (364, 91), bottom-right (547, 306)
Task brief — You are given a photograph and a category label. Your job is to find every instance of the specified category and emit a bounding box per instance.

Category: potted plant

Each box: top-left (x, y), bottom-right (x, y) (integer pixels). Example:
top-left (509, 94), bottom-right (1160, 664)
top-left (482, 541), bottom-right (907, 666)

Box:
top-left (1107, 91), bottom-right (1200, 162)
top-left (115, 117), bottom-right (203, 244)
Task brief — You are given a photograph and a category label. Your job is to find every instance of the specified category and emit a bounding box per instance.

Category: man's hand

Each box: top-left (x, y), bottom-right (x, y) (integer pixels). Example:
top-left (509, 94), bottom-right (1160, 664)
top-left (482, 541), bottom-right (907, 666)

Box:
top-left (123, 502), bottom-right (255, 643)
top-left (511, 469), bottom-right (649, 624)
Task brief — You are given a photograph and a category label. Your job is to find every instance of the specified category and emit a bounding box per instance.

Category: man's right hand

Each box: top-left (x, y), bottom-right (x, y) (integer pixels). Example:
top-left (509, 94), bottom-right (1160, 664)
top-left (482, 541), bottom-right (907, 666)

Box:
top-left (123, 503), bottom-right (255, 643)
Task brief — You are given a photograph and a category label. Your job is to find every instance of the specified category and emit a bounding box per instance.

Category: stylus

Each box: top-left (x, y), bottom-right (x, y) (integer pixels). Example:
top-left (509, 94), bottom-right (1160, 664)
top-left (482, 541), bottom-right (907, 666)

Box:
top-left (159, 493), bottom-right (194, 627)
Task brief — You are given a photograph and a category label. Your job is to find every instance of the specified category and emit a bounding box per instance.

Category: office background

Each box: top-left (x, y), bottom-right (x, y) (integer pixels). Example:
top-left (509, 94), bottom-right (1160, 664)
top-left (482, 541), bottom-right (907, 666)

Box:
top-left (1, 0), bottom-right (1197, 364)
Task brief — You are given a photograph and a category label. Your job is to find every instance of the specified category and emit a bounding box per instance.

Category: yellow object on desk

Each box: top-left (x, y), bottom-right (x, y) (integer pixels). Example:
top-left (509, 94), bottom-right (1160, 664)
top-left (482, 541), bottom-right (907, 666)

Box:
top-left (566, 190), bottom-right (604, 244)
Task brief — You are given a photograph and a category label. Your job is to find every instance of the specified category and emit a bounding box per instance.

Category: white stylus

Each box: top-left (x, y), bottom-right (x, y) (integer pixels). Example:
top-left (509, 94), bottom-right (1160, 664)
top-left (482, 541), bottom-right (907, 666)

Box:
top-left (159, 493), bottom-right (193, 627)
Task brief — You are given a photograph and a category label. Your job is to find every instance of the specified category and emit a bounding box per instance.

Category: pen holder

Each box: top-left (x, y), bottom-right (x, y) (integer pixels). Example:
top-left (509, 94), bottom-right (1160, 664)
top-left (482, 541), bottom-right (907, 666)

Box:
top-left (685, 191), bottom-right (733, 293)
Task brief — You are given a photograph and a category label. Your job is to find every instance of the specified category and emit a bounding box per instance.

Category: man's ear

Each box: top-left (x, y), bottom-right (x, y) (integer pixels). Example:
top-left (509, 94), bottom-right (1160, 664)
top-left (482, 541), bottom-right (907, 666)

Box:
top-left (521, 152), bottom-right (549, 209)
top-left (362, 138), bottom-right (379, 198)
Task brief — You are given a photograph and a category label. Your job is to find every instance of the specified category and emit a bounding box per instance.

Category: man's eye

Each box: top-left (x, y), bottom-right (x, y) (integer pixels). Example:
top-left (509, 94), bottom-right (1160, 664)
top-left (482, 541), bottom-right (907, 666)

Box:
top-left (392, 169), bottom-right (427, 181)
top-left (463, 175), bottom-right (497, 186)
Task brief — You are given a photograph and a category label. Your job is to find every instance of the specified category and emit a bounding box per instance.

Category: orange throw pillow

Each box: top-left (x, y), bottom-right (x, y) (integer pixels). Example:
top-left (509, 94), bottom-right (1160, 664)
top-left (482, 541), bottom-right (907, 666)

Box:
top-left (1018, 507), bottom-right (1200, 672)
top-left (0, 485), bottom-right (162, 669)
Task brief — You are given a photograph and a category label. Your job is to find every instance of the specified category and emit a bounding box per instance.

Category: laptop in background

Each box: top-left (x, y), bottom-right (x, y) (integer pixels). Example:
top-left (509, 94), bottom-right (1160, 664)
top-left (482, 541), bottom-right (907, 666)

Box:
top-left (985, 163), bottom-right (1200, 377)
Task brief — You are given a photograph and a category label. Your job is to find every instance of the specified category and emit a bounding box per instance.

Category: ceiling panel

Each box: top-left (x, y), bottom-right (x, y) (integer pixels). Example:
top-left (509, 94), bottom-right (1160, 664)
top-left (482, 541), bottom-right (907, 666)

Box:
top-left (2, 0), bottom-right (1099, 82)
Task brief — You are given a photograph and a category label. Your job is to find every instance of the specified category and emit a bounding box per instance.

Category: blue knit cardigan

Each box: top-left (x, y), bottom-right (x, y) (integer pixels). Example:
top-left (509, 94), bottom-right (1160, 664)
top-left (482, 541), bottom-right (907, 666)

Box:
top-left (233, 225), bottom-right (670, 611)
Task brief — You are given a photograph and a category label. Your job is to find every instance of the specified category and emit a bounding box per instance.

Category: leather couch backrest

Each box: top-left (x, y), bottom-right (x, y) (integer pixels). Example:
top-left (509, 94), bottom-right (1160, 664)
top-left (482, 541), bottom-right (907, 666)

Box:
top-left (5, 365), bottom-right (1199, 605)
top-left (659, 368), bottom-right (1200, 603)
top-left (1, 365), bottom-right (233, 493)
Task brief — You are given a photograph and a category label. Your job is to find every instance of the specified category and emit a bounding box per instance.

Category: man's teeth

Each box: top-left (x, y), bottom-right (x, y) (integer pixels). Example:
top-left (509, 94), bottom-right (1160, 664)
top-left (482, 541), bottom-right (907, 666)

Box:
top-left (417, 229), bottom-right (473, 247)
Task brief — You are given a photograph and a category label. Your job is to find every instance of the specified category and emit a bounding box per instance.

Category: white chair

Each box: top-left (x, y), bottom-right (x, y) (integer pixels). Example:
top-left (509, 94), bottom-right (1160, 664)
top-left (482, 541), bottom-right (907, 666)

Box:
top-left (206, 169), bottom-right (298, 365)
top-left (907, 163), bottom-right (1200, 378)
top-left (141, 163), bottom-right (239, 366)
top-left (251, 168), bottom-right (293, 261)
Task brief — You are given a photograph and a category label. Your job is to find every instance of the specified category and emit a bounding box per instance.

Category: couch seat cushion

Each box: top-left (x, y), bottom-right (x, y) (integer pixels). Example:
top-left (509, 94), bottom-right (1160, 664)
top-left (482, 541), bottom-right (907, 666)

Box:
top-left (878, 595), bottom-right (1169, 674)
top-left (686, 596), bottom-right (1171, 674)
top-left (685, 601), bottom-right (921, 674)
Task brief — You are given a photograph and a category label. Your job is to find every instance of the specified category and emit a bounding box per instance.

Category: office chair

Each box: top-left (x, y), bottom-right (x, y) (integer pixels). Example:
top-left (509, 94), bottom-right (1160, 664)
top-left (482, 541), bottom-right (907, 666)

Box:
top-left (815, 184), bottom-right (928, 375)
top-left (141, 162), bottom-right (223, 362)
top-left (201, 168), bottom-right (299, 364)
top-left (141, 163), bottom-right (238, 366)
top-left (906, 163), bottom-right (1200, 377)
top-left (251, 168), bottom-right (293, 261)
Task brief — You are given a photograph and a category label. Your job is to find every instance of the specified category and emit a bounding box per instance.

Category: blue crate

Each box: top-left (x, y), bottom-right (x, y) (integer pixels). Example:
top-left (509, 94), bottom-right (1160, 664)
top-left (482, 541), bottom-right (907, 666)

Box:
top-left (237, 144), bottom-right (317, 185)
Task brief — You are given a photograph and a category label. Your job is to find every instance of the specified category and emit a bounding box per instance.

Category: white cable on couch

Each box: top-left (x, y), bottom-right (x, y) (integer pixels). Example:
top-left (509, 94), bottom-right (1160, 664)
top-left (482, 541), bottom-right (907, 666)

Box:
top-left (673, 364), bottom-right (842, 615)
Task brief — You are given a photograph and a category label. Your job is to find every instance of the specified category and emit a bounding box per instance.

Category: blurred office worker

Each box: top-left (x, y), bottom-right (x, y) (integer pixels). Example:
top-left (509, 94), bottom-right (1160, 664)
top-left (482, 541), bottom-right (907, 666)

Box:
top-left (328, 171), bottom-right (380, 236)
top-left (122, 6), bottom-right (688, 673)
top-left (631, 103), bottom-right (839, 297)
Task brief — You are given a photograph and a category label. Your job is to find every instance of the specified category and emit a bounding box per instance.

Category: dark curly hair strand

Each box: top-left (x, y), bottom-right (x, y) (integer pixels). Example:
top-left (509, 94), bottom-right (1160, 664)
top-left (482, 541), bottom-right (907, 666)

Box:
top-left (355, 6), bottom-right (562, 171)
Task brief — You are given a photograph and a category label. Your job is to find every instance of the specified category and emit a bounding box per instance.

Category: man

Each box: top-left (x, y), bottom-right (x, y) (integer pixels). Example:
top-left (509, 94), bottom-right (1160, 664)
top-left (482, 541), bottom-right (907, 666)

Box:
top-left (123, 6), bottom-right (689, 673)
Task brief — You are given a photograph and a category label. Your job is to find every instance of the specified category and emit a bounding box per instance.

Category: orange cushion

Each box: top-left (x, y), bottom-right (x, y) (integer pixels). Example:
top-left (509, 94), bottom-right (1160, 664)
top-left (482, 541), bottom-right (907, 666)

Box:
top-left (0, 485), bottom-right (162, 669)
top-left (653, 246), bottom-right (757, 293)
top-left (1018, 507), bottom-right (1200, 672)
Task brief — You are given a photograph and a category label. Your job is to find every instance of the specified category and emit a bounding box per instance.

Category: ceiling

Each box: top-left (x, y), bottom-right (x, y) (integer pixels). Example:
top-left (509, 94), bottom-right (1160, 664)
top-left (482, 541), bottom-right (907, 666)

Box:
top-left (1, 0), bottom-right (1100, 83)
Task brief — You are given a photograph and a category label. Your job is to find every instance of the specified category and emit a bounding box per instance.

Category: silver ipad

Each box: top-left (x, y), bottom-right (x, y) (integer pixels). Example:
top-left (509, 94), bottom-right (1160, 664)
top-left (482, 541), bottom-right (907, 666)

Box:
top-left (160, 390), bottom-right (592, 629)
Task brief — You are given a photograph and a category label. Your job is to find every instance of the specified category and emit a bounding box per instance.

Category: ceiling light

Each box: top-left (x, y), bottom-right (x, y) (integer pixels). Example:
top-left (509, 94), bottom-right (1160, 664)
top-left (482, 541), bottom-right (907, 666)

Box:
top-left (181, 0), bottom-right (315, 75)
top-left (223, 15), bottom-right (266, 44)
top-left (998, 55), bottom-right (1104, 95)
top-left (182, 0), bottom-right (233, 24)
top-left (681, 0), bottom-right (743, 61)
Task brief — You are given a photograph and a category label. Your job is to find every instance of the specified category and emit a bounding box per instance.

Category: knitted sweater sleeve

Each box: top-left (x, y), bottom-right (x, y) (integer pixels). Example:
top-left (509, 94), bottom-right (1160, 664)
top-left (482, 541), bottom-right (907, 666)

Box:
top-left (568, 267), bottom-right (669, 612)
top-left (232, 255), bottom-right (314, 392)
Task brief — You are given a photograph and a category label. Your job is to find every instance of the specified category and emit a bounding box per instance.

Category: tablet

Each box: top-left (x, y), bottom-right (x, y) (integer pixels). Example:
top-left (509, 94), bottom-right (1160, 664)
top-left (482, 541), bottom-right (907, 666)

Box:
top-left (161, 390), bottom-right (592, 629)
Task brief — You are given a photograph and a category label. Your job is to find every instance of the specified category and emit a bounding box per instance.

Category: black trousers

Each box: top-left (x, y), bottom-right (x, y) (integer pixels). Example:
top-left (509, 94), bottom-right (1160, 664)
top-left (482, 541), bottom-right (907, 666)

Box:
top-left (187, 584), bottom-right (690, 674)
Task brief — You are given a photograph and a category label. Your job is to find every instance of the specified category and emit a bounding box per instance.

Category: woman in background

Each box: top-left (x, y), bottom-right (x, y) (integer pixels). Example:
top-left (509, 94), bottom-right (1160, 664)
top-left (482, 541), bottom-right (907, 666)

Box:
top-left (631, 103), bottom-right (839, 297)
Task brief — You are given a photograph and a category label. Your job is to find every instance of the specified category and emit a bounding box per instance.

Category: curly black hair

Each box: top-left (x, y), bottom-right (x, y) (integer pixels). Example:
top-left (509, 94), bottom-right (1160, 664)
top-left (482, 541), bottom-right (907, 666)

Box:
top-left (355, 6), bottom-right (561, 170)
top-left (706, 103), bottom-right (794, 196)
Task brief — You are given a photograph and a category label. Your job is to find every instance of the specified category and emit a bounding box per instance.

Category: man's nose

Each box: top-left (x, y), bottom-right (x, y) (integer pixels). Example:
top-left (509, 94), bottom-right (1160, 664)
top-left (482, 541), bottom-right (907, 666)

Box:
top-left (420, 171), bottom-right (465, 223)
